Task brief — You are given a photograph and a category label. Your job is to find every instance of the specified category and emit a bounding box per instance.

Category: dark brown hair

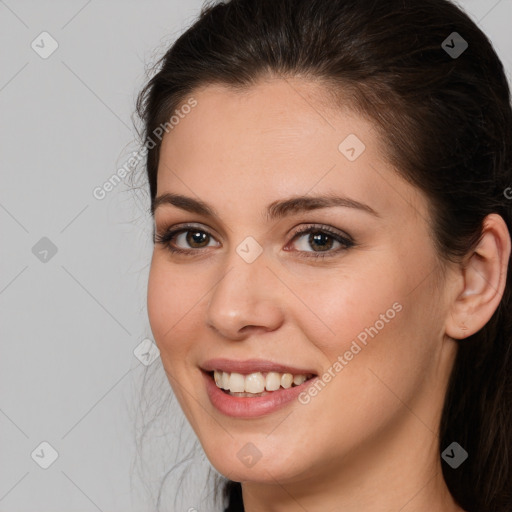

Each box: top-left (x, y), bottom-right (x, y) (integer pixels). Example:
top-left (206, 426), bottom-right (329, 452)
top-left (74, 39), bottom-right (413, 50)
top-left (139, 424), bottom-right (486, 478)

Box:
top-left (136, 0), bottom-right (512, 510)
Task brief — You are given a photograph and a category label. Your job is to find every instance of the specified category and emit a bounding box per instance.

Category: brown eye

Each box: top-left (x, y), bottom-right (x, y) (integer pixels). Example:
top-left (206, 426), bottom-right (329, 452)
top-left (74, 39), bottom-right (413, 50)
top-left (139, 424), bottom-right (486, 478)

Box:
top-left (186, 230), bottom-right (210, 248)
top-left (288, 225), bottom-right (353, 257)
top-left (154, 223), bottom-right (354, 259)
top-left (307, 231), bottom-right (335, 251)
top-left (154, 224), bottom-right (220, 254)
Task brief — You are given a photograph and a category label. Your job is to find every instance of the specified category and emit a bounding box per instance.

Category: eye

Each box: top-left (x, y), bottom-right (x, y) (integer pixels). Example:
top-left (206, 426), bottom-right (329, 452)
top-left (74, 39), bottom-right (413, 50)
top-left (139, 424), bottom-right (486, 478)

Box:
top-left (286, 224), bottom-right (354, 259)
top-left (154, 223), bottom-right (220, 254)
top-left (154, 223), bottom-right (355, 259)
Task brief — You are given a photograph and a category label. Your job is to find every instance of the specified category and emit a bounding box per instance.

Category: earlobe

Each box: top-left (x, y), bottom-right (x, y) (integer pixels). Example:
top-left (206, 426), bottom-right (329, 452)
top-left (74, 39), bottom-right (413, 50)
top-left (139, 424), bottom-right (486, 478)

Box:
top-left (445, 213), bottom-right (511, 340)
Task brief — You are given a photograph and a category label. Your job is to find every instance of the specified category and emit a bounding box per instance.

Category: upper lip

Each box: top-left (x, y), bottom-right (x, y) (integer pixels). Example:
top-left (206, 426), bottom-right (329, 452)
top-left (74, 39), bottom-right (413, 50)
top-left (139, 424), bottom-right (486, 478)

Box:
top-left (201, 358), bottom-right (317, 375)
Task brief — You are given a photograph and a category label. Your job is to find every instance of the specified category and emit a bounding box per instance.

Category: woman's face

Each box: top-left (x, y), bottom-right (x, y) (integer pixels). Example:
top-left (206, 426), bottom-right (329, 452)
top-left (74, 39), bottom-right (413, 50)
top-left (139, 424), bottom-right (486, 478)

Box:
top-left (147, 78), bottom-right (458, 487)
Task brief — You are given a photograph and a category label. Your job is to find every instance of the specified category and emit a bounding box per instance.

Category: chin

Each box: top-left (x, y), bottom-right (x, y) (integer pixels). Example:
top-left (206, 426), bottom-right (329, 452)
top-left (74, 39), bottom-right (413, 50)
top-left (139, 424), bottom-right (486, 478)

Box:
top-left (200, 433), bottom-right (316, 485)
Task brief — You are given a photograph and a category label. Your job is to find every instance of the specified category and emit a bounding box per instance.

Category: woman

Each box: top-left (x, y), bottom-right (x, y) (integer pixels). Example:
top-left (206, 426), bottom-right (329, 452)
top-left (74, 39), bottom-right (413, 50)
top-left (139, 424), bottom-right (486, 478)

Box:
top-left (136, 0), bottom-right (512, 510)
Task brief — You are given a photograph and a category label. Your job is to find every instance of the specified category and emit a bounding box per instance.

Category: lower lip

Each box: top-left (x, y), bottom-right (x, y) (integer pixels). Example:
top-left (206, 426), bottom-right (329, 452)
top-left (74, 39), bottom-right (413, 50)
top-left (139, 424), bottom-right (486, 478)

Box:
top-left (202, 370), bottom-right (318, 418)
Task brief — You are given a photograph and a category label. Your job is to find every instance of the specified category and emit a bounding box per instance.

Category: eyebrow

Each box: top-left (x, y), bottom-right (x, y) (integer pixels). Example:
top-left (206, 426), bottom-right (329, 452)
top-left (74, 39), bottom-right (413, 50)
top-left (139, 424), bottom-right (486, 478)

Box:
top-left (151, 192), bottom-right (380, 220)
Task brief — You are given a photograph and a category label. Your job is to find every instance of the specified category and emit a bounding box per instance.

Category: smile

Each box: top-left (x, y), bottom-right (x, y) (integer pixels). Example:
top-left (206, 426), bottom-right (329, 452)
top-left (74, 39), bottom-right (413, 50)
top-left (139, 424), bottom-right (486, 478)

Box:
top-left (201, 369), bottom-right (318, 418)
top-left (212, 370), bottom-right (315, 396)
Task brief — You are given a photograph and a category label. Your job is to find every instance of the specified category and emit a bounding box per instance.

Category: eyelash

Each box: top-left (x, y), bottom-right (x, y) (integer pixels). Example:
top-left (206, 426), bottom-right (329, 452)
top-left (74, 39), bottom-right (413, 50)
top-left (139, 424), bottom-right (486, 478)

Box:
top-left (154, 223), bottom-right (355, 259)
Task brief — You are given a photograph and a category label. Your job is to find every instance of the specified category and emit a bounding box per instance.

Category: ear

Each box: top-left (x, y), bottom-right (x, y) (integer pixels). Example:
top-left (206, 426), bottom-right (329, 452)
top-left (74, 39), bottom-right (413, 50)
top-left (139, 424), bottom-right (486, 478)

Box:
top-left (445, 213), bottom-right (511, 340)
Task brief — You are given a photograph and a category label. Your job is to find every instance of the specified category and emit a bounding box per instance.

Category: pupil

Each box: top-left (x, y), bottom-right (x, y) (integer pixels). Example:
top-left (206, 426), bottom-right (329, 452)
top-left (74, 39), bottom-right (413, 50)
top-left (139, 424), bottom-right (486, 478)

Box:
top-left (187, 231), bottom-right (208, 247)
top-left (310, 232), bottom-right (332, 251)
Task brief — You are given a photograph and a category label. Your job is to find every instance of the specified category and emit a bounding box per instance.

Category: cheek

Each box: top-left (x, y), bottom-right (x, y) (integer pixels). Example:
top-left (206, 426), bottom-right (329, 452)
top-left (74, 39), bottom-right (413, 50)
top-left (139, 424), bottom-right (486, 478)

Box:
top-left (287, 260), bottom-right (405, 355)
top-left (147, 257), bottom-right (201, 362)
top-left (147, 258), bottom-right (208, 421)
top-left (293, 258), bottom-right (434, 399)
top-left (280, 278), bottom-right (434, 467)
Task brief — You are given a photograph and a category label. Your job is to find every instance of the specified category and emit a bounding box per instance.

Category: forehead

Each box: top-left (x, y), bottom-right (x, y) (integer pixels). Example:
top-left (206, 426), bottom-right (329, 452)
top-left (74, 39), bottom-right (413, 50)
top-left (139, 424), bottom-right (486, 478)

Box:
top-left (161, 78), bottom-right (360, 162)
top-left (155, 79), bottom-right (428, 225)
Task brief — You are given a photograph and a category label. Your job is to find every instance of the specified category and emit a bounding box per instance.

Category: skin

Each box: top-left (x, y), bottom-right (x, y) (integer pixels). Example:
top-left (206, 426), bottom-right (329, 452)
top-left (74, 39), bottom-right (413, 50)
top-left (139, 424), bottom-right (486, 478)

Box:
top-left (147, 77), bottom-right (510, 512)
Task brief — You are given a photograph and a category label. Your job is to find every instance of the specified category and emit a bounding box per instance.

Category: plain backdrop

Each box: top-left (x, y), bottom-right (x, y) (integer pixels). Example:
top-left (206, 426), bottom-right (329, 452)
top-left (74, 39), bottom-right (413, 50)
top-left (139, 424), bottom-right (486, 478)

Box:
top-left (1, 0), bottom-right (511, 511)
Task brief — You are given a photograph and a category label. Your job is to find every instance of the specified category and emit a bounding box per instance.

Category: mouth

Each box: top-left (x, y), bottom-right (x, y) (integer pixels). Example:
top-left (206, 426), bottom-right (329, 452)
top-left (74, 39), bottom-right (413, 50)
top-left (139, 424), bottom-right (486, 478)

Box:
top-left (201, 367), bottom-right (320, 418)
top-left (204, 369), bottom-right (317, 397)
top-left (200, 358), bottom-right (320, 417)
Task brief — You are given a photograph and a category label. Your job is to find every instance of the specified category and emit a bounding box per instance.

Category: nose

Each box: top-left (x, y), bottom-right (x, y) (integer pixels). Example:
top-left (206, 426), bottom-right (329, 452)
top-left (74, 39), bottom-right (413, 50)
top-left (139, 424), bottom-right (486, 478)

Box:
top-left (205, 248), bottom-right (285, 340)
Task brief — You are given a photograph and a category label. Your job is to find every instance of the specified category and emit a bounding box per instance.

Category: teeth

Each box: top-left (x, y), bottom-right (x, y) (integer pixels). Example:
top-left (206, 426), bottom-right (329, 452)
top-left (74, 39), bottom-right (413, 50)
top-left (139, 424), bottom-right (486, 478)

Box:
top-left (229, 372), bottom-right (245, 392)
top-left (245, 373), bottom-right (265, 393)
top-left (281, 373), bottom-right (293, 389)
top-left (221, 371), bottom-right (230, 390)
top-left (293, 374), bottom-right (307, 385)
top-left (266, 372), bottom-right (281, 391)
top-left (212, 370), bottom-right (313, 394)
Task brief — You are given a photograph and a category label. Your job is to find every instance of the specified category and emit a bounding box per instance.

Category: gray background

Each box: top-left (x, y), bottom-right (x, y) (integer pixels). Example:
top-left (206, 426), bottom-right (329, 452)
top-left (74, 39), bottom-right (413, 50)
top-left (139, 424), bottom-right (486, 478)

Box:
top-left (1, 1), bottom-right (511, 511)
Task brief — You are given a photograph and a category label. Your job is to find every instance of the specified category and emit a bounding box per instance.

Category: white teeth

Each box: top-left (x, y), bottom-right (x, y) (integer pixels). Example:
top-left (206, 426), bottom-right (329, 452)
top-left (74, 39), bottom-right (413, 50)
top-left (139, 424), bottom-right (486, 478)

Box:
top-left (293, 374), bottom-right (307, 385)
top-left (229, 372), bottom-right (245, 392)
top-left (212, 370), bottom-right (313, 394)
top-left (244, 373), bottom-right (265, 393)
top-left (265, 372), bottom-right (281, 391)
top-left (281, 373), bottom-right (293, 389)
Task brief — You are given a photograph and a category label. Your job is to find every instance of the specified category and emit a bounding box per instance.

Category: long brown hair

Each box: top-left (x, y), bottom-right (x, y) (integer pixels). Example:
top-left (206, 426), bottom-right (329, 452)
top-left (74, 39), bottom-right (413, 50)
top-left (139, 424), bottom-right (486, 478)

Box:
top-left (136, 0), bottom-right (512, 510)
